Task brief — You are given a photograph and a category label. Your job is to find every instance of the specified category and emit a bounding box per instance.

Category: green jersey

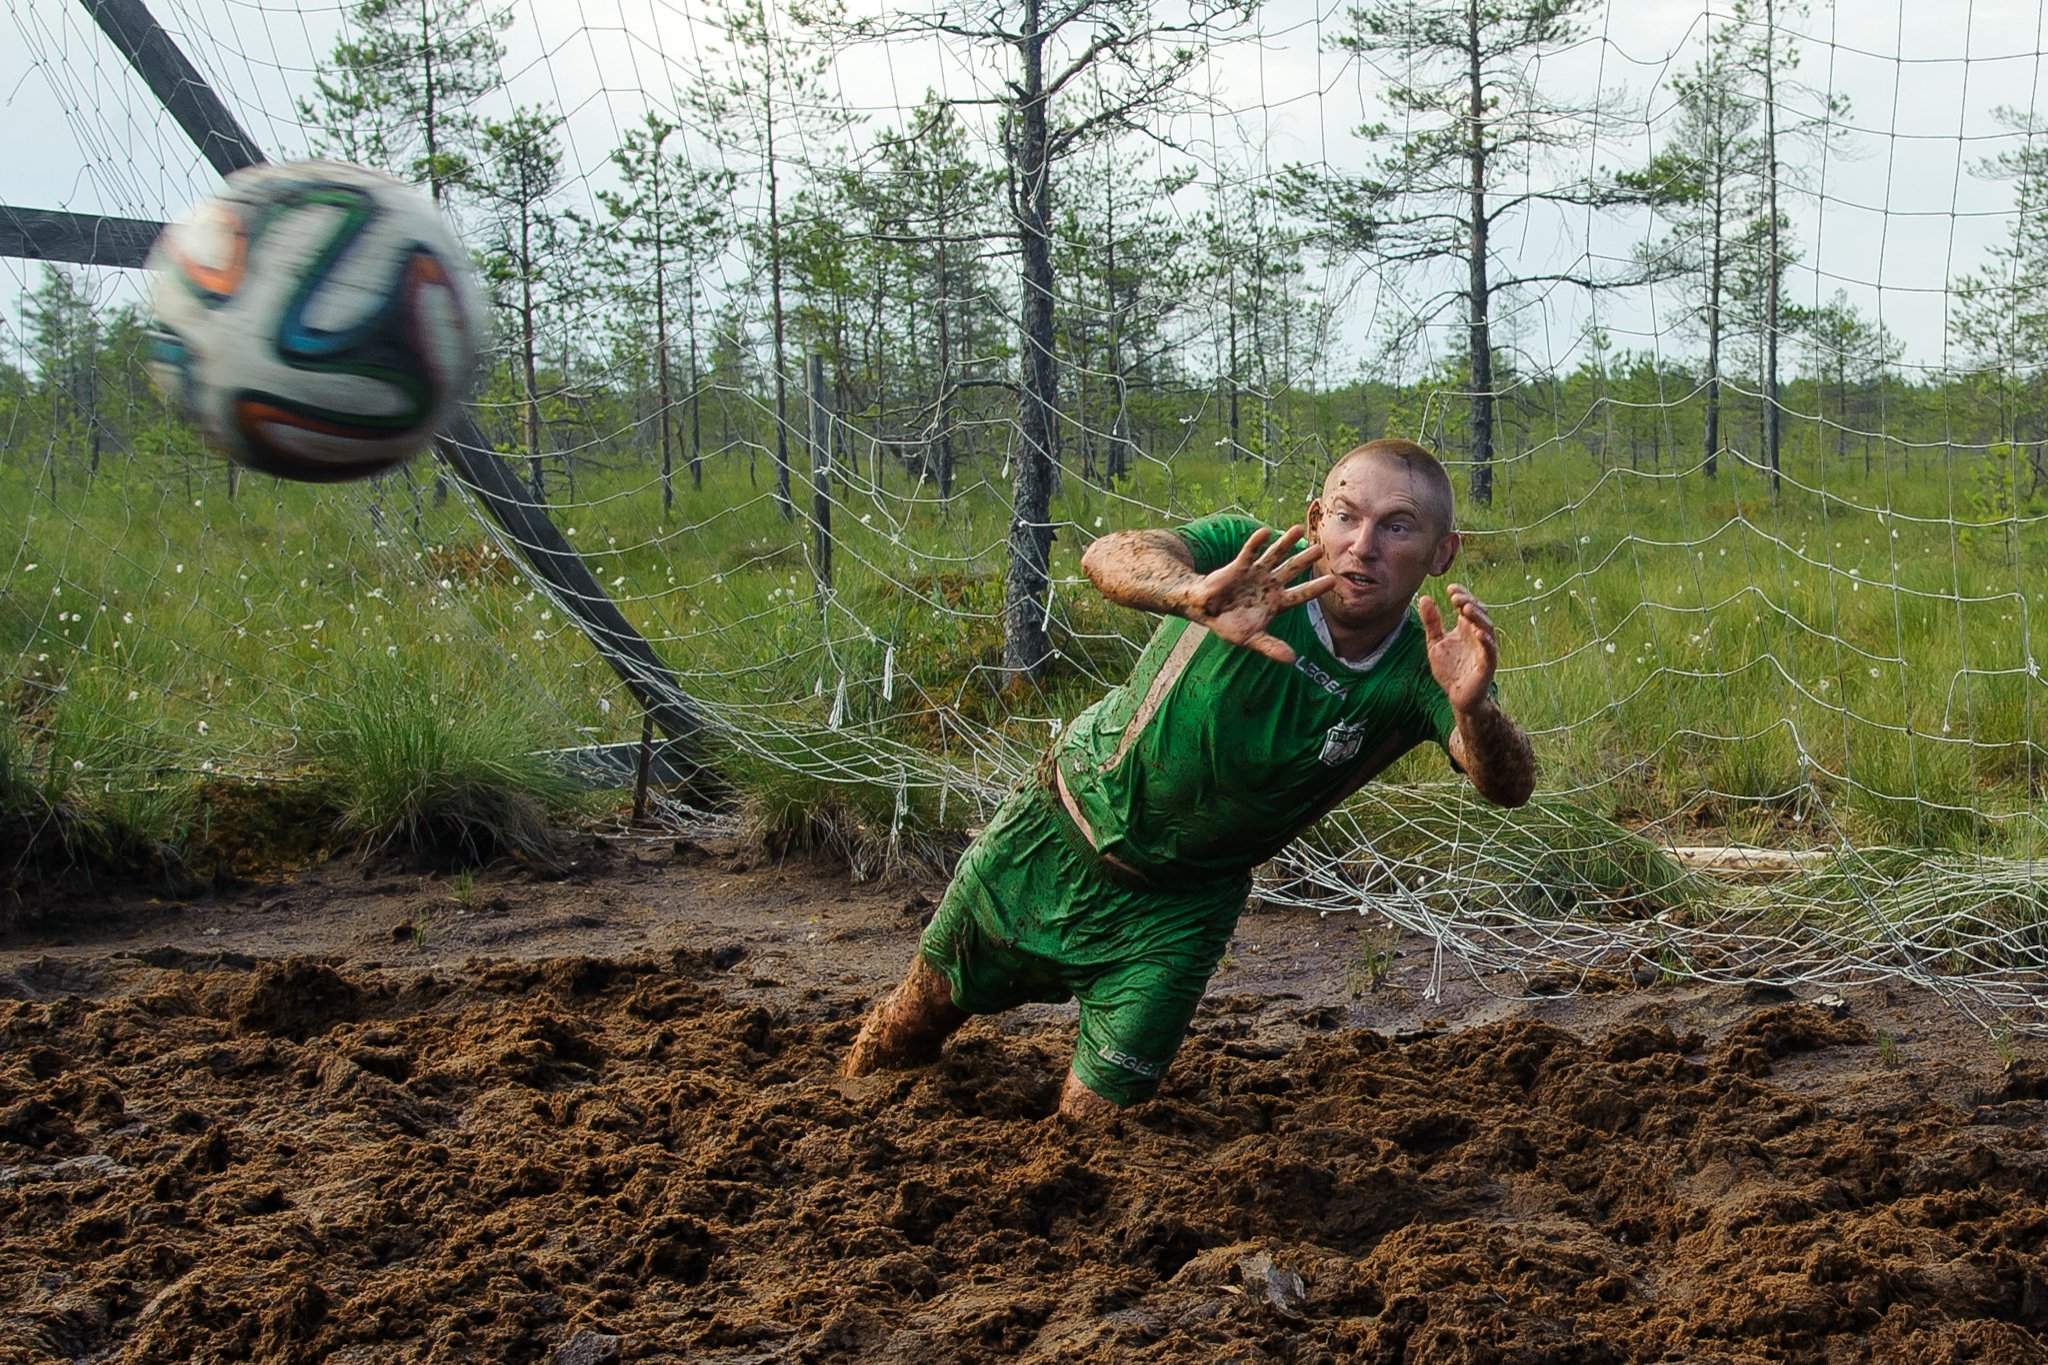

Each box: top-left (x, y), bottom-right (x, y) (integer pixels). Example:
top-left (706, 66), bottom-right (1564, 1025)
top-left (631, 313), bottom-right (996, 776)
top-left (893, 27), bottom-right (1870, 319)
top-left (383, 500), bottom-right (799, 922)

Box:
top-left (1054, 512), bottom-right (1462, 882)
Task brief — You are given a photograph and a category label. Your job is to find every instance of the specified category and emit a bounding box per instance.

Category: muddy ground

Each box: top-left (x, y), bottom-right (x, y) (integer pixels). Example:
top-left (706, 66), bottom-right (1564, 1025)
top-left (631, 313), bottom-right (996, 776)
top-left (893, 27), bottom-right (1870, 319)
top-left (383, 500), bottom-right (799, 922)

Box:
top-left (3, 836), bottom-right (2048, 1363)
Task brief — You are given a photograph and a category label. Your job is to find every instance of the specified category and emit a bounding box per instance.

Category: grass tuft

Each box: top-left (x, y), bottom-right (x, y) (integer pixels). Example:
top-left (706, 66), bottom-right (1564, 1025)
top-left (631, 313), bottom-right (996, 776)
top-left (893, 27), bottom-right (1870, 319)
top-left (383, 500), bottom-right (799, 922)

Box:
top-left (727, 747), bottom-right (964, 881)
top-left (302, 659), bottom-right (590, 867)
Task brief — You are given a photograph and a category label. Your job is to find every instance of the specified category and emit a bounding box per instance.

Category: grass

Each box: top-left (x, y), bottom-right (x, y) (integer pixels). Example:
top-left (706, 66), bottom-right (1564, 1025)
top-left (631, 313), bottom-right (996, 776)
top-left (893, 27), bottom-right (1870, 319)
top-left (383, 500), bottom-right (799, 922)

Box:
top-left (300, 653), bottom-right (595, 865)
top-left (1347, 916), bottom-right (1401, 996)
top-left (8, 407), bottom-right (2048, 907)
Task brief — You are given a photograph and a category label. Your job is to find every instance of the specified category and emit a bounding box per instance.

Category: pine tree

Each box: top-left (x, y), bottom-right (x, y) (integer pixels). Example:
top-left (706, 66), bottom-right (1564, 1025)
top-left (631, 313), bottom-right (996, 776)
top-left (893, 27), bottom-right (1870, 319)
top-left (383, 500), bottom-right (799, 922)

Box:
top-left (685, 0), bottom-right (853, 523)
top-left (1714, 0), bottom-right (1850, 494)
top-left (597, 114), bottom-right (733, 514)
top-left (856, 0), bottom-right (1256, 680)
top-left (1954, 106), bottom-right (2048, 490)
top-left (298, 0), bottom-right (512, 204)
top-left (1620, 46), bottom-right (1757, 478)
top-left (1280, 0), bottom-right (1653, 506)
top-left (477, 107), bottom-right (569, 502)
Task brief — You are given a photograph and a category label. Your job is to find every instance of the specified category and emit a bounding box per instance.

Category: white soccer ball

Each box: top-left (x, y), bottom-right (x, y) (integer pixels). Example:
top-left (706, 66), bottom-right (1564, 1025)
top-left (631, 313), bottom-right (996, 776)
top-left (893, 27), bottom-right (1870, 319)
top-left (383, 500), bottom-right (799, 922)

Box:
top-left (145, 158), bottom-right (482, 483)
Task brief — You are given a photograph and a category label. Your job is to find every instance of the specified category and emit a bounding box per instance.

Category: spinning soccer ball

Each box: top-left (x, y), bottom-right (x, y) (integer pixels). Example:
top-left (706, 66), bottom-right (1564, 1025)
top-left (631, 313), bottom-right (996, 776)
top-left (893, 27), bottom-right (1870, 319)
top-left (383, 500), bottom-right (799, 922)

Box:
top-left (146, 159), bottom-right (482, 483)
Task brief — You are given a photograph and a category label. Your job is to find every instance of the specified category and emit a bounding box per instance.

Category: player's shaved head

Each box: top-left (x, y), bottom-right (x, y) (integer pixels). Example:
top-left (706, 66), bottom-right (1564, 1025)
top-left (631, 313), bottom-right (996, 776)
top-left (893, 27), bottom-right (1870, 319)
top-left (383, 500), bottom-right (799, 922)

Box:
top-left (1321, 439), bottom-right (1456, 535)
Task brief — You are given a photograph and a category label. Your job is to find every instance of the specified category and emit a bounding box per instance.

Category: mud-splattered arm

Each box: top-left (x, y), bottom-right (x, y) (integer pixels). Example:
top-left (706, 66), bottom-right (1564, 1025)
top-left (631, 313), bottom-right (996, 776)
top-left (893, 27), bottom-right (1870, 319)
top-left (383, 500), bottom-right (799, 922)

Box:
top-left (1448, 698), bottom-right (1537, 809)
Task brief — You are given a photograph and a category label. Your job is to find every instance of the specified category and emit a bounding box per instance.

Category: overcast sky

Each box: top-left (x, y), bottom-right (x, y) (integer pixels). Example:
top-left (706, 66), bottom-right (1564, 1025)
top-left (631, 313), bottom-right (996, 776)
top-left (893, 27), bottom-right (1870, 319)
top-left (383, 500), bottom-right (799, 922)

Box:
top-left (7, 0), bottom-right (2048, 380)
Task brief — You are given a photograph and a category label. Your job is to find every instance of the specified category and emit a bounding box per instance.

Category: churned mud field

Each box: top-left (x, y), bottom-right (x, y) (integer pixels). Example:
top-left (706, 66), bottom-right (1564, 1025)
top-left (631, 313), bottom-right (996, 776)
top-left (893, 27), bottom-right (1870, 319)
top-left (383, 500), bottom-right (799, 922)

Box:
top-left (4, 845), bottom-right (2048, 1363)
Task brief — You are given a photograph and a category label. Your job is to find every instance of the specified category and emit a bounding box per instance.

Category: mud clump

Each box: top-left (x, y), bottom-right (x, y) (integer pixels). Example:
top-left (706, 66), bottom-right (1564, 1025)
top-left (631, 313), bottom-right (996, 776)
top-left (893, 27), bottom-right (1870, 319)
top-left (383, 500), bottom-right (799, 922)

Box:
top-left (217, 958), bottom-right (367, 1039)
top-left (1, 960), bottom-right (2045, 1363)
top-left (1718, 1002), bottom-right (1872, 1077)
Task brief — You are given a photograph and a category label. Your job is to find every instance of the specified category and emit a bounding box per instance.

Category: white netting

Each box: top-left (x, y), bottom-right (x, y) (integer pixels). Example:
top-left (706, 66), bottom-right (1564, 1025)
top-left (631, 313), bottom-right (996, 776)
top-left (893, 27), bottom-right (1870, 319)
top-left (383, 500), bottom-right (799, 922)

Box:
top-left (6, 0), bottom-right (2048, 1027)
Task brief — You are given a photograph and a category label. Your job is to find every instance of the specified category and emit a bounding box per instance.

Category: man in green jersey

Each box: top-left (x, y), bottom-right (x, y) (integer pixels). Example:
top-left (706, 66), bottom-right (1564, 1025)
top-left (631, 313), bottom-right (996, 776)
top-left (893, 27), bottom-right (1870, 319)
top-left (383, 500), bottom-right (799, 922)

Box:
top-left (844, 437), bottom-right (1536, 1120)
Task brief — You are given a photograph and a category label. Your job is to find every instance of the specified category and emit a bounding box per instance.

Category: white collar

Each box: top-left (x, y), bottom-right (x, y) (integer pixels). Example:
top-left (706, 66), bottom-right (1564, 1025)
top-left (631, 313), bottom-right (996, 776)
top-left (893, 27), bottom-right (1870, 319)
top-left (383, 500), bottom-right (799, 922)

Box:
top-left (1307, 598), bottom-right (1406, 672)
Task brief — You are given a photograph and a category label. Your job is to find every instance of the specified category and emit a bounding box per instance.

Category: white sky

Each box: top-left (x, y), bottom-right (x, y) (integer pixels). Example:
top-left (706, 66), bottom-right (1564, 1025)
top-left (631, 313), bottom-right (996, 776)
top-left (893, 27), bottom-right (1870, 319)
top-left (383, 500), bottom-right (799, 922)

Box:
top-left (6, 0), bottom-right (2048, 378)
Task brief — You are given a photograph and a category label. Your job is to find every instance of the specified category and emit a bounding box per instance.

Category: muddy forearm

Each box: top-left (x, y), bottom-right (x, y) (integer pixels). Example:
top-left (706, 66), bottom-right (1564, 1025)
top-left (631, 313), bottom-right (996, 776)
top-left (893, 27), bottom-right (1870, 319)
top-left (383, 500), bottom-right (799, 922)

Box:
top-left (1080, 530), bottom-right (1205, 616)
top-left (1454, 698), bottom-right (1536, 808)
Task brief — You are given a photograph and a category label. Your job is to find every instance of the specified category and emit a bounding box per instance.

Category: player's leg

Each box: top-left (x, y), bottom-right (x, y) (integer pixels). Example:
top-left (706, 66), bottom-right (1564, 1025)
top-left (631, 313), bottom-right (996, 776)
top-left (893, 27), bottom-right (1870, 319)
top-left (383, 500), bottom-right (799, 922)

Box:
top-left (1056, 1066), bottom-right (1119, 1122)
top-left (844, 950), bottom-right (967, 1076)
top-left (1058, 946), bottom-right (1222, 1121)
top-left (843, 822), bottom-right (1063, 1077)
top-left (848, 780), bottom-right (1085, 1080)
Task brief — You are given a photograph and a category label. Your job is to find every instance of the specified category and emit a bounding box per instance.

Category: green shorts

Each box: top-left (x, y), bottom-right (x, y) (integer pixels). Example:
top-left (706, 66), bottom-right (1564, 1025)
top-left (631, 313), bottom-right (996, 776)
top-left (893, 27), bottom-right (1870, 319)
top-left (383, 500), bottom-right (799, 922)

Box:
top-left (919, 781), bottom-right (1250, 1106)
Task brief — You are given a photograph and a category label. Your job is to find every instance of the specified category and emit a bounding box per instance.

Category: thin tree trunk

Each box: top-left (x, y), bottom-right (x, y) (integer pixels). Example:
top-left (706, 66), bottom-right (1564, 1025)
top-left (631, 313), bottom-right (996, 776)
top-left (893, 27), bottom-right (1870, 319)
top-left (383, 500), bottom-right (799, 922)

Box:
top-left (1004, 0), bottom-right (1058, 682)
top-left (1763, 0), bottom-right (1782, 497)
top-left (1227, 308), bottom-right (1241, 459)
top-left (1705, 192), bottom-right (1722, 478)
top-left (1465, 0), bottom-right (1494, 507)
top-left (936, 238), bottom-right (955, 504)
top-left (86, 362), bottom-right (101, 484)
top-left (422, 0), bottom-right (450, 507)
top-left (521, 201), bottom-right (543, 504)
top-left (766, 74), bottom-right (793, 520)
top-left (655, 142), bottom-right (674, 521)
top-left (687, 275), bottom-right (703, 492)
top-left (1836, 365), bottom-right (1848, 462)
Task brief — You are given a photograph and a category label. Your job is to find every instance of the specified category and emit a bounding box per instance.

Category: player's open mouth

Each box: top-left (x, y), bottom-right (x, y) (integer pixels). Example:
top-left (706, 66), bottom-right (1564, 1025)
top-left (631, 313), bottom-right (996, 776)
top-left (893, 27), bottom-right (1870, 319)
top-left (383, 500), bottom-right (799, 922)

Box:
top-left (1342, 572), bottom-right (1376, 588)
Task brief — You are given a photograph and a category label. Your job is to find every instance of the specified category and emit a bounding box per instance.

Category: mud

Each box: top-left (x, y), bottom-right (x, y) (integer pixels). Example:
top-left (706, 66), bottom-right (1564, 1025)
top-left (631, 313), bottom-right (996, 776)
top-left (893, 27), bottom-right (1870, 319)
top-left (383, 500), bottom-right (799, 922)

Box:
top-left (4, 946), bottom-right (2047, 1363)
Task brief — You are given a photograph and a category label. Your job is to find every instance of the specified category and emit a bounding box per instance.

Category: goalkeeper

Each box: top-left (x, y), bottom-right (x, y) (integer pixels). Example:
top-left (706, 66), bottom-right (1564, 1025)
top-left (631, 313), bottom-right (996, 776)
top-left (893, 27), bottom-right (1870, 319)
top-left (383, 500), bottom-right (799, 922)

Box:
top-left (844, 438), bottom-right (1536, 1120)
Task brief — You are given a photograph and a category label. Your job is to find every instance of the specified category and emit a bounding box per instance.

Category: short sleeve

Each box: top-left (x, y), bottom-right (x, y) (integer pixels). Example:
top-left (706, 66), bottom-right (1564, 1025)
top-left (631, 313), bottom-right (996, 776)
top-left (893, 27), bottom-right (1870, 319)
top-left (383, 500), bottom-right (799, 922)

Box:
top-left (1173, 513), bottom-right (1267, 574)
top-left (1418, 671), bottom-right (1457, 752)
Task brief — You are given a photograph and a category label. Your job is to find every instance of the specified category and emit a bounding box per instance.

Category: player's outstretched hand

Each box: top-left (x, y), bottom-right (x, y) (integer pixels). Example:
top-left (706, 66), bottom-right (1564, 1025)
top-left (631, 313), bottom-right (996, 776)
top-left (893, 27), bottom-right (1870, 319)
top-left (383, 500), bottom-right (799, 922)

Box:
top-left (1420, 583), bottom-right (1497, 712)
top-left (1185, 524), bottom-right (1335, 665)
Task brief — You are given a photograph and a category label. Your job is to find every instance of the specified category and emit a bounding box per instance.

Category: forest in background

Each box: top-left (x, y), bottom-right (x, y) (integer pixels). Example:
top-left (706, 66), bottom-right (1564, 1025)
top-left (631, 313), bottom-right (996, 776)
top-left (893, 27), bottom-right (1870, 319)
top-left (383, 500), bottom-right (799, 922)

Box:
top-left (9, 0), bottom-right (2048, 879)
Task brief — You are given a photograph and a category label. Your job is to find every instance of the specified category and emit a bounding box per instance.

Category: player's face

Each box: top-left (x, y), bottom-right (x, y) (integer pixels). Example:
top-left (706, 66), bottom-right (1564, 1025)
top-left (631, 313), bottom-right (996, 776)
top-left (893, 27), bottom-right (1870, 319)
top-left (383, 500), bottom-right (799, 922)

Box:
top-left (1306, 456), bottom-right (1459, 629)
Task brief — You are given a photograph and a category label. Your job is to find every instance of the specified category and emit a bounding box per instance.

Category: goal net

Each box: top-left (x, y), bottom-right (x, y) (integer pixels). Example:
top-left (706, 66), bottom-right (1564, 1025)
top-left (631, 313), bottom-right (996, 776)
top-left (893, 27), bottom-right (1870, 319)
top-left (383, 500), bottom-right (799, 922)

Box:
top-left (6, 0), bottom-right (2048, 1024)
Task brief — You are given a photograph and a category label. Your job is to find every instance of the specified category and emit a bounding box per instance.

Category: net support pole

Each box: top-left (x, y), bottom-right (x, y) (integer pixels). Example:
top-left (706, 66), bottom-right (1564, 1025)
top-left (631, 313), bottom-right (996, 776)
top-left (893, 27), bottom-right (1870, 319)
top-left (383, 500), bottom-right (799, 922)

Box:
top-left (809, 352), bottom-right (832, 594)
top-left (73, 0), bottom-right (711, 759)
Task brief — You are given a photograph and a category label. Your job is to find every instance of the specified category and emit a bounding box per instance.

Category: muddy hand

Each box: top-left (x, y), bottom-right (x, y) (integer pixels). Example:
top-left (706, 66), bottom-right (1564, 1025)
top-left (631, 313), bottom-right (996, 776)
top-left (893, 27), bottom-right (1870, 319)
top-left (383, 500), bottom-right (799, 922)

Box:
top-left (1420, 583), bottom-right (1497, 713)
top-left (1186, 524), bottom-right (1335, 666)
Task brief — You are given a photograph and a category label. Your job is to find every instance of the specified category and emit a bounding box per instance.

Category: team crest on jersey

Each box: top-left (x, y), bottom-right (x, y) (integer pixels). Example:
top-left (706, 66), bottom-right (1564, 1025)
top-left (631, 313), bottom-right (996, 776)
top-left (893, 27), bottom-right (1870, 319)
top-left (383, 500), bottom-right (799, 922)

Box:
top-left (1320, 720), bottom-right (1367, 767)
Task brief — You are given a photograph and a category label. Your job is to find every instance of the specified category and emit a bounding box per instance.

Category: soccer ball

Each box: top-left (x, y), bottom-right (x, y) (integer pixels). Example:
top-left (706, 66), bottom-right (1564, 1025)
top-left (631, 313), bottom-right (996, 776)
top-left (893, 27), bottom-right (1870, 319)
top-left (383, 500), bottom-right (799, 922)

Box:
top-left (145, 159), bottom-right (482, 483)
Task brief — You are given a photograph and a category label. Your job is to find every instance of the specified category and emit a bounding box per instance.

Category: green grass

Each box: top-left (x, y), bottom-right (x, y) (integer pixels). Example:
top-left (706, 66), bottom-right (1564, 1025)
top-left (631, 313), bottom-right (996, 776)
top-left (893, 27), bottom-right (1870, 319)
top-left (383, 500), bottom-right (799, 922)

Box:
top-left (8, 409), bottom-right (2048, 900)
top-left (300, 652), bottom-right (594, 864)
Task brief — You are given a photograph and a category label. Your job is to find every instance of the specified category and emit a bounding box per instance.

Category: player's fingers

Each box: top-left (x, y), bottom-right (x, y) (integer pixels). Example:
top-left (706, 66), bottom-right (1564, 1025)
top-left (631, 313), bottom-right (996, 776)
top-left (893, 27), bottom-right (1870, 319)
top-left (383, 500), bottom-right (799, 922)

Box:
top-left (1249, 632), bottom-right (1298, 666)
top-left (1257, 523), bottom-right (1305, 568)
top-left (1280, 573), bottom-right (1338, 608)
top-left (1235, 526), bottom-right (1274, 564)
top-left (1418, 593), bottom-right (1445, 642)
top-left (1460, 599), bottom-right (1494, 631)
top-left (1278, 542), bottom-right (1326, 579)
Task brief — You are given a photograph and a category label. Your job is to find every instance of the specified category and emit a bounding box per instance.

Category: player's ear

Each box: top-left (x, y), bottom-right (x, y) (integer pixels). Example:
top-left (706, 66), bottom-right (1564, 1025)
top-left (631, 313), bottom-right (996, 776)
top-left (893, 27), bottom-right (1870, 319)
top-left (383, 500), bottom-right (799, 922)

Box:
top-left (1430, 530), bottom-right (1461, 576)
top-left (1306, 497), bottom-right (1325, 536)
